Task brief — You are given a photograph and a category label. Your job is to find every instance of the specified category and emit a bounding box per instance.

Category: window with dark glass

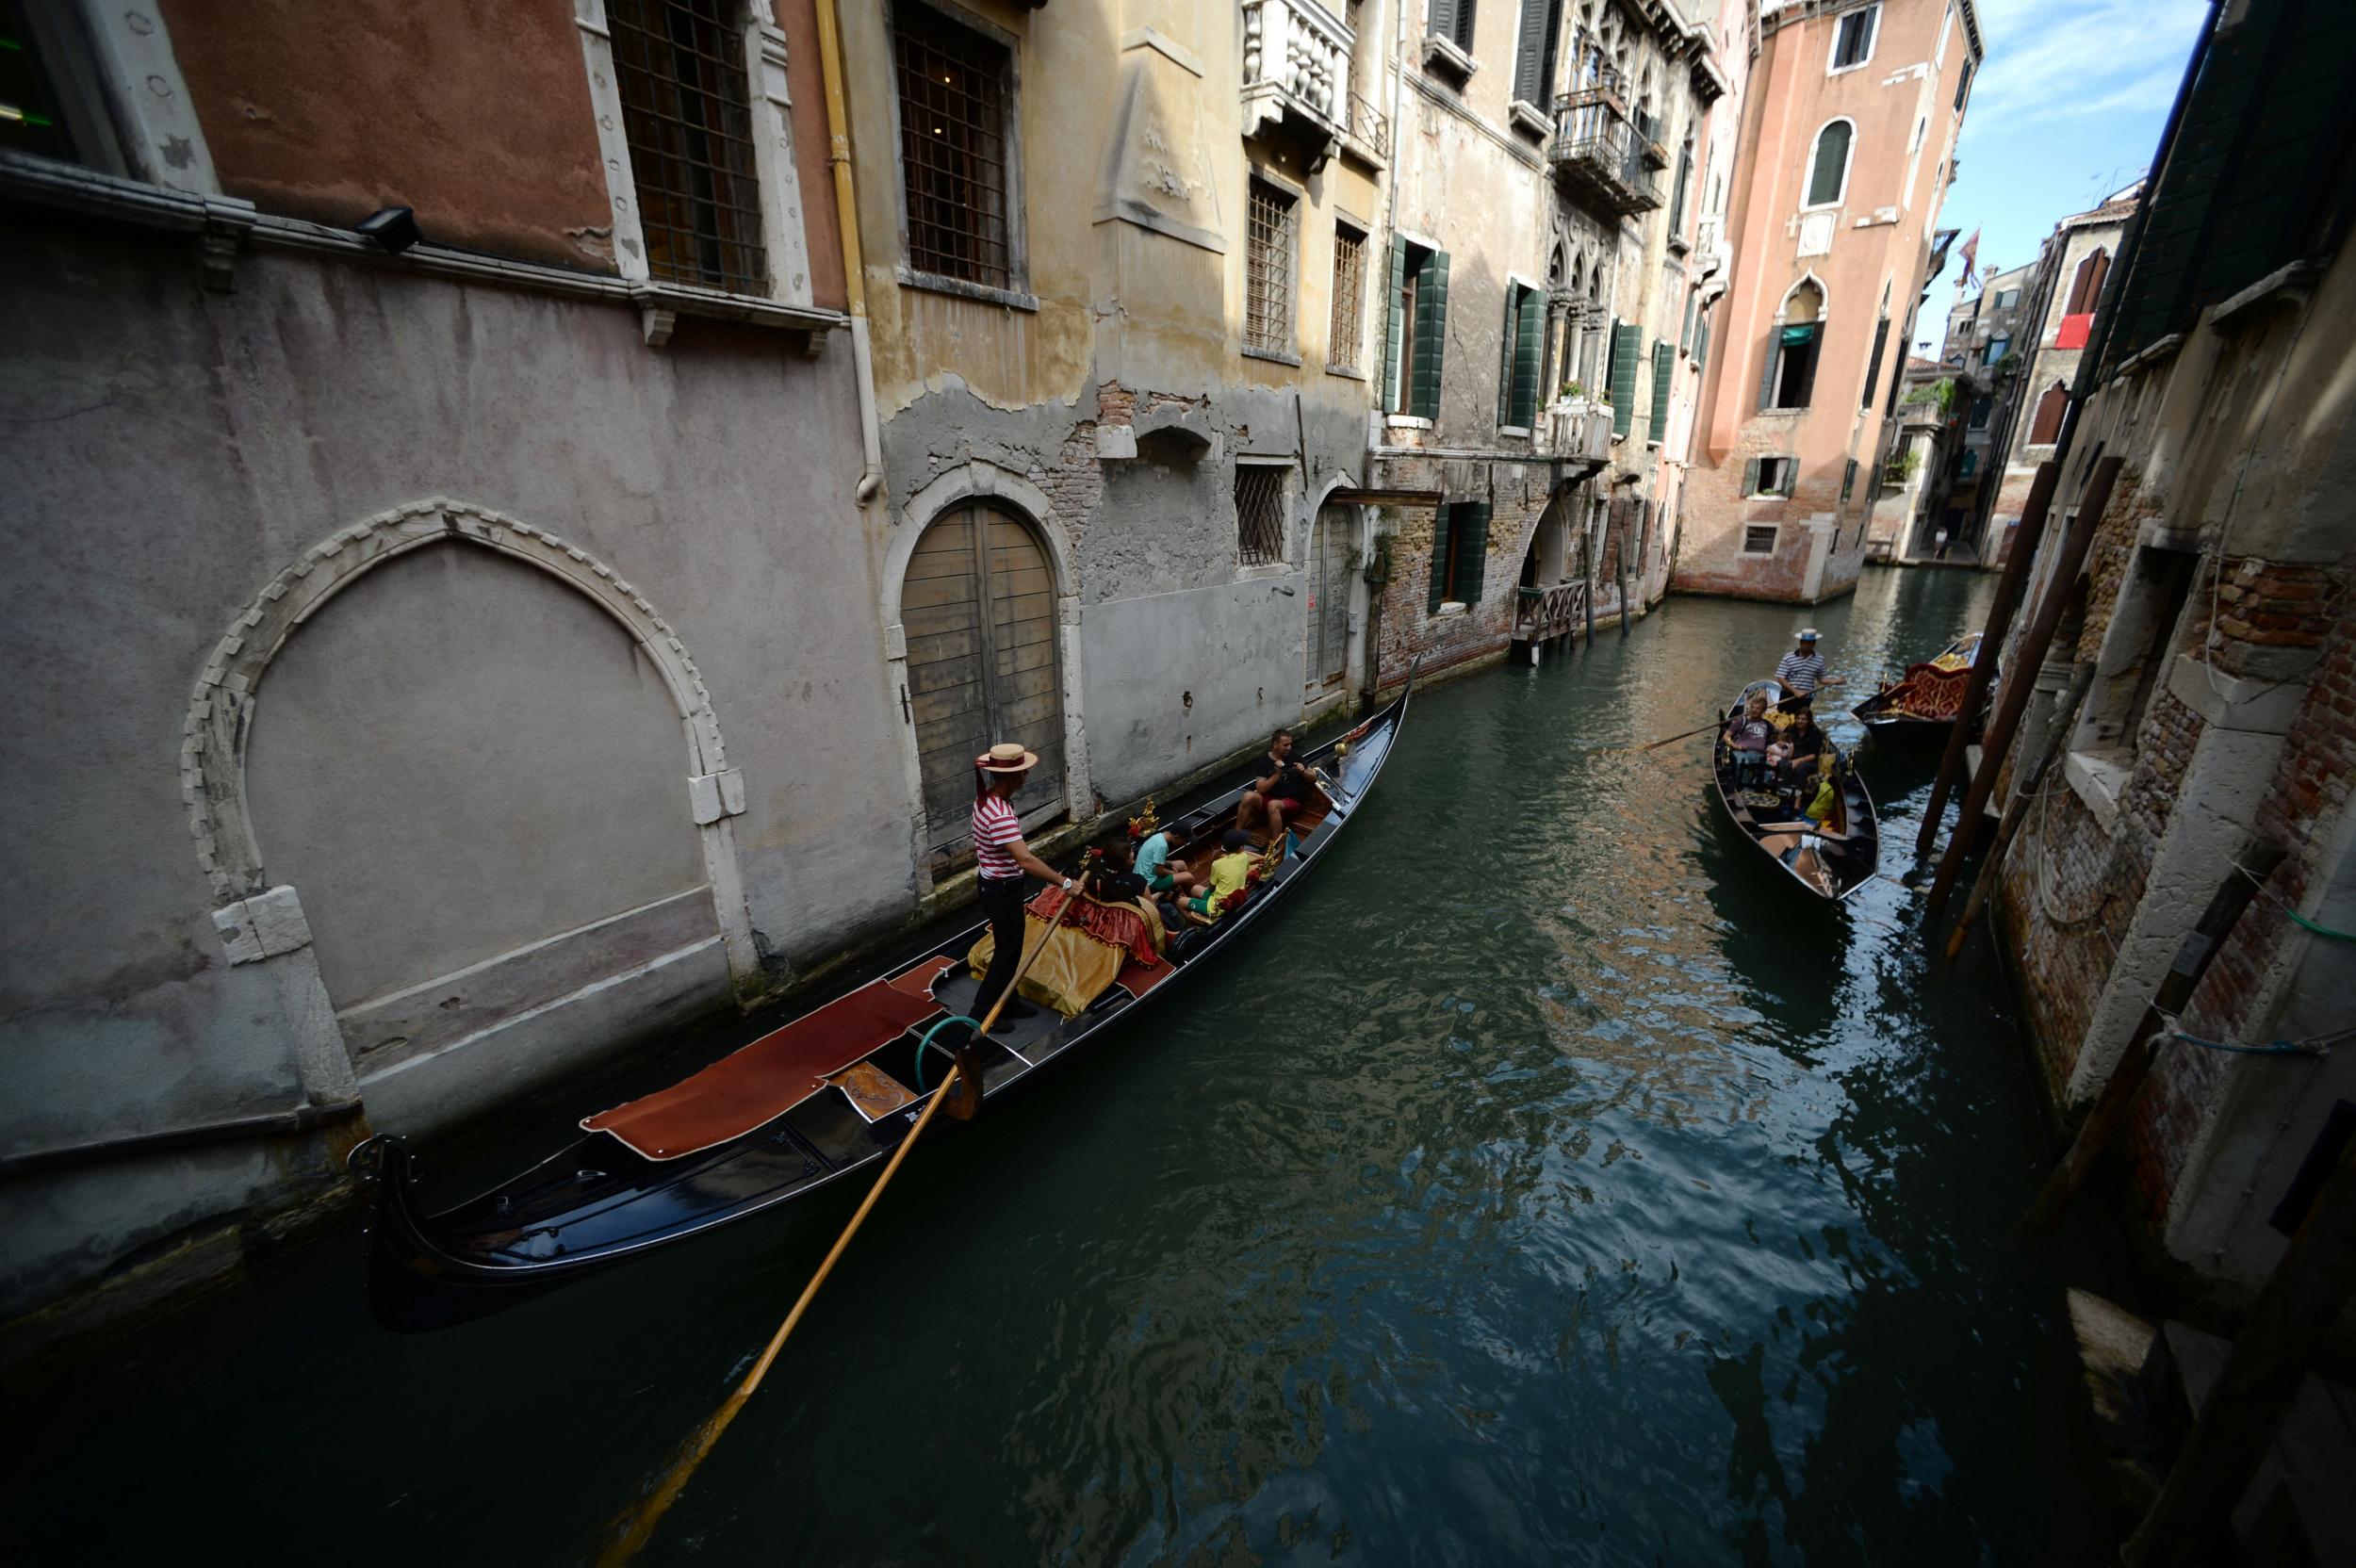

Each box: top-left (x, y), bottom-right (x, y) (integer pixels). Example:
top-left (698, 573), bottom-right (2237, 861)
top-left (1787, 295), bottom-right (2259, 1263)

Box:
top-left (607, 0), bottom-right (769, 295)
top-left (895, 3), bottom-right (1015, 291)
top-left (1329, 223), bottom-right (1366, 373)
top-left (1831, 6), bottom-right (1878, 70)
top-left (1806, 121), bottom-right (1852, 206)
top-left (1245, 178), bottom-right (1299, 357)
top-left (0, 0), bottom-right (123, 171)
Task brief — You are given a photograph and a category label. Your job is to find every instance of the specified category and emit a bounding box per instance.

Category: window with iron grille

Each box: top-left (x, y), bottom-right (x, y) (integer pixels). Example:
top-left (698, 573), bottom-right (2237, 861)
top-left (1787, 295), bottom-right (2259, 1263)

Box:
top-left (607, 0), bottom-right (769, 295)
top-left (1246, 179), bottom-right (1299, 358)
top-left (1329, 223), bottom-right (1366, 373)
top-left (1235, 464), bottom-right (1289, 566)
top-left (1742, 524), bottom-right (1779, 554)
top-left (895, 4), bottom-right (1015, 291)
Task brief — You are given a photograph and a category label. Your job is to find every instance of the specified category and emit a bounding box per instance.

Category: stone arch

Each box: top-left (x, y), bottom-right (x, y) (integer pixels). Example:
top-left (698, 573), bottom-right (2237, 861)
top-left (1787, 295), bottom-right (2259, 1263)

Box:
top-left (1778, 271), bottom-right (1829, 323)
top-left (881, 462), bottom-right (1090, 888)
top-left (182, 498), bottom-right (762, 990)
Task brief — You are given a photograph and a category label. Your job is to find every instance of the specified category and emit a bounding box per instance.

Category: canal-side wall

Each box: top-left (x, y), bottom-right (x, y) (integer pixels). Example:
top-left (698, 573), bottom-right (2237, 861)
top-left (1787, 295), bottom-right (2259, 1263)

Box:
top-left (1992, 226), bottom-right (2356, 1303)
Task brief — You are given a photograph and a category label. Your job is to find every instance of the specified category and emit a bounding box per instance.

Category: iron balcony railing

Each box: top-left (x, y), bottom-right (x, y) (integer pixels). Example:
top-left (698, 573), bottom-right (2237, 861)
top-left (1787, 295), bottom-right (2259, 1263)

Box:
top-left (1347, 89), bottom-right (1391, 160)
top-left (1548, 89), bottom-right (1662, 218)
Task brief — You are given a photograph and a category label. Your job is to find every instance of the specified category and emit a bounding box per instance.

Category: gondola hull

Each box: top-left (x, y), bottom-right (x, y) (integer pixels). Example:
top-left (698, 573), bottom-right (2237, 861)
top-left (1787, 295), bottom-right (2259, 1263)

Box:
top-left (362, 690), bottom-right (1410, 1330)
top-left (1710, 681), bottom-right (1878, 901)
top-left (1853, 631), bottom-right (1986, 741)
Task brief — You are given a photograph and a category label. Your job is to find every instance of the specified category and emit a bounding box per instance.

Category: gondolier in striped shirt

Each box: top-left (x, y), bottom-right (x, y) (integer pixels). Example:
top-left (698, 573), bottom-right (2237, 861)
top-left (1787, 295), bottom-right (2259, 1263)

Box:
top-left (1773, 629), bottom-right (1843, 710)
top-left (973, 743), bottom-right (1078, 1028)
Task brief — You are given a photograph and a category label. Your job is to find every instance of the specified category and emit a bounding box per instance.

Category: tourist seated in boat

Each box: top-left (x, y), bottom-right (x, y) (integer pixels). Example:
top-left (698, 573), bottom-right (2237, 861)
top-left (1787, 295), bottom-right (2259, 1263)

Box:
top-left (1133, 813), bottom-right (1193, 906)
top-left (1724, 694), bottom-right (1775, 786)
top-left (1089, 837), bottom-right (1184, 938)
top-left (1183, 828), bottom-right (1262, 923)
top-left (1775, 710), bottom-right (1828, 793)
top-left (1240, 727), bottom-right (1320, 853)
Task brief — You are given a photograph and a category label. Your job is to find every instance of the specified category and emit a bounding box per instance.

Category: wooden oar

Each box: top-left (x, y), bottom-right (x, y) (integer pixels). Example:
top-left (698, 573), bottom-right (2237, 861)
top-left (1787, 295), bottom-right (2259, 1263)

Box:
top-left (1600, 719), bottom-right (1722, 755)
top-left (596, 881), bottom-right (1088, 1566)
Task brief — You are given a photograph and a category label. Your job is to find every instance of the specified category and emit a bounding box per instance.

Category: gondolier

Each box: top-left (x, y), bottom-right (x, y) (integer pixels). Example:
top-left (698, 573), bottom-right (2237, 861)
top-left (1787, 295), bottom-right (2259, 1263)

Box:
top-left (1774, 629), bottom-right (1843, 710)
top-left (973, 743), bottom-right (1078, 1025)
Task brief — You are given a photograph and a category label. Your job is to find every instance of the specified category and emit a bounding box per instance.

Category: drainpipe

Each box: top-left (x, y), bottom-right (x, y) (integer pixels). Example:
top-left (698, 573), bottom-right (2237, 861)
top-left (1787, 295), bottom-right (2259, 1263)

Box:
top-left (814, 0), bottom-right (885, 507)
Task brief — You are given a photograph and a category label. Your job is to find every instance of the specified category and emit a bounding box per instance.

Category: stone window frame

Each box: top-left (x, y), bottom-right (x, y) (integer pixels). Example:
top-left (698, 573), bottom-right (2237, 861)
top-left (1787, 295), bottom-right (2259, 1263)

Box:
top-left (1233, 454), bottom-right (1300, 576)
top-left (1802, 117), bottom-right (1857, 212)
top-left (1825, 3), bottom-right (1881, 77)
top-left (2068, 533), bottom-right (2203, 778)
top-left (879, 0), bottom-right (1037, 312)
top-left (1243, 165), bottom-right (1304, 366)
top-left (574, 0), bottom-right (820, 323)
top-left (1742, 523), bottom-right (1780, 555)
top-left (1328, 214), bottom-right (1371, 379)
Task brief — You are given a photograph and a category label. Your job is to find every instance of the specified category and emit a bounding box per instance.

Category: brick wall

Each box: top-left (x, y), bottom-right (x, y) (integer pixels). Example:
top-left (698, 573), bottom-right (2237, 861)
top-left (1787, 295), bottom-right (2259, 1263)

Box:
top-left (1368, 452), bottom-right (1561, 691)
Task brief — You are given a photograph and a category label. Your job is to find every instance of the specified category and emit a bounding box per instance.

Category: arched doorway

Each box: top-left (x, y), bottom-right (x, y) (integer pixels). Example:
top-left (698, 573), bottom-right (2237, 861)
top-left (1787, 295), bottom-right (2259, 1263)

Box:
top-left (903, 501), bottom-right (1065, 874)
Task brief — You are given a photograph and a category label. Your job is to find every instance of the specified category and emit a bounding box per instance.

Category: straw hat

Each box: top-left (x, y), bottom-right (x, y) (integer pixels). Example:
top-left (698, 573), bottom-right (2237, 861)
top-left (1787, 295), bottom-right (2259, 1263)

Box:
top-left (975, 742), bottom-right (1039, 774)
top-left (1796, 628), bottom-right (1821, 642)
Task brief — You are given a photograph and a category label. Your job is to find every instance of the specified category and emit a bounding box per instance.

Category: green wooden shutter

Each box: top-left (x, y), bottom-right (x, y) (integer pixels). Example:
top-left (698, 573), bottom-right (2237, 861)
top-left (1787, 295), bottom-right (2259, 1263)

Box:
top-left (1412, 250), bottom-right (1450, 419)
top-left (1742, 457), bottom-right (1760, 497)
top-left (1383, 236), bottom-right (1408, 413)
top-left (1429, 0), bottom-right (1459, 40)
top-left (1609, 321), bottom-right (1640, 435)
top-left (1427, 505), bottom-right (1454, 614)
top-left (1459, 502), bottom-right (1491, 605)
top-left (1649, 340), bottom-right (1672, 438)
top-left (1512, 286), bottom-right (1544, 427)
top-left (1782, 458), bottom-right (1799, 497)
top-left (1497, 287), bottom-right (1519, 427)
top-left (1757, 330), bottom-right (1780, 410)
top-left (1859, 317), bottom-right (1890, 409)
top-left (1807, 122), bottom-right (1850, 206)
top-left (1512, 0), bottom-right (1561, 105)
top-left (1695, 316), bottom-right (1709, 373)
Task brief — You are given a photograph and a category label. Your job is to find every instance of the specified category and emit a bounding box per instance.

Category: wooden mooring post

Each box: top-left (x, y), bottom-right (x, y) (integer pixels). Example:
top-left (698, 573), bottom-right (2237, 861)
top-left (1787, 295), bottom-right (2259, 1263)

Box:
top-left (2024, 836), bottom-right (2286, 1231)
top-left (2119, 1132), bottom-right (2356, 1567)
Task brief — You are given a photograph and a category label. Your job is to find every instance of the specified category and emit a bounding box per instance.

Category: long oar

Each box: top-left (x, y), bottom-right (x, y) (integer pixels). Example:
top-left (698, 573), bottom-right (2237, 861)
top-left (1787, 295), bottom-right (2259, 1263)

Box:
top-left (1600, 719), bottom-right (1721, 756)
top-left (596, 882), bottom-right (1088, 1566)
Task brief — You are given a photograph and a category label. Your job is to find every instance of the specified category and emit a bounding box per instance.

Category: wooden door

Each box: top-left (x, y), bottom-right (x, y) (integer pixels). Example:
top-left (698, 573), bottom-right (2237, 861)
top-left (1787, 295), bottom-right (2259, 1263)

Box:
top-left (903, 504), bottom-right (1064, 871)
top-left (1308, 505), bottom-right (1351, 690)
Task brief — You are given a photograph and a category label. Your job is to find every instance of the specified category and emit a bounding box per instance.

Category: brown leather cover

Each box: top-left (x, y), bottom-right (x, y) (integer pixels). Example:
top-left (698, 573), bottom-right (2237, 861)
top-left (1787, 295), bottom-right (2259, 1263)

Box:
top-left (581, 979), bottom-right (943, 1160)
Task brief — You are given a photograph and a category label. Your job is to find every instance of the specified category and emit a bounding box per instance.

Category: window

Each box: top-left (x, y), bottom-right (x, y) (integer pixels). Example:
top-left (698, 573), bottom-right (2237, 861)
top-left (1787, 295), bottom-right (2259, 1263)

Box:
top-left (1954, 58), bottom-right (1973, 111)
top-left (1430, 0), bottom-right (1479, 54)
top-left (1841, 458), bottom-right (1858, 502)
top-left (1760, 295), bottom-right (1824, 411)
top-left (894, 2), bottom-right (1016, 291)
top-left (2066, 247), bottom-right (2111, 315)
top-left (1669, 138), bottom-right (1693, 236)
top-left (1743, 525), bottom-right (1780, 553)
top-left (1968, 394), bottom-right (1992, 429)
top-left (1829, 5), bottom-right (1879, 71)
top-left (608, 0), bottom-right (769, 294)
top-left (1608, 319), bottom-right (1641, 435)
top-left (1648, 339), bottom-right (1672, 442)
top-left (0, 0), bottom-right (124, 171)
top-left (1235, 464), bottom-right (1289, 566)
top-left (1995, 287), bottom-right (2020, 309)
top-left (1428, 500), bottom-right (1491, 613)
top-left (1958, 450), bottom-right (1977, 479)
top-left (1745, 458), bottom-right (1796, 498)
top-left (1385, 239), bottom-right (1450, 418)
top-left (1245, 178), bottom-right (1299, 358)
top-left (2081, 545), bottom-right (2199, 752)
top-left (1329, 223), bottom-right (1367, 374)
top-left (1805, 121), bottom-right (1854, 208)
top-left (2028, 383), bottom-right (2068, 446)
top-left (1982, 334), bottom-right (2009, 367)
top-left (1498, 282), bottom-right (1544, 429)
top-left (1512, 0), bottom-right (1563, 106)
top-left (1859, 317), bottom-right (1890, 408)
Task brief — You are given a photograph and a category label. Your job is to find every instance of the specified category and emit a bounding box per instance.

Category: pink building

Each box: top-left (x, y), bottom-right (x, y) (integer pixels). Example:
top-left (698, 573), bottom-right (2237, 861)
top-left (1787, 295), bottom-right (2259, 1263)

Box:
top-left (1674, 0), bottom-right (1982, 602)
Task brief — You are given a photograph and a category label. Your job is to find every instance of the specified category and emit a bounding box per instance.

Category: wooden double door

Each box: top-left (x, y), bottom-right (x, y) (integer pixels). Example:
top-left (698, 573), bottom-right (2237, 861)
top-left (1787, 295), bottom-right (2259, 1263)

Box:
top-left (1306, 504), bottom-right (1354, 692)
top-left (903, 503), bottom-right (1064, 872)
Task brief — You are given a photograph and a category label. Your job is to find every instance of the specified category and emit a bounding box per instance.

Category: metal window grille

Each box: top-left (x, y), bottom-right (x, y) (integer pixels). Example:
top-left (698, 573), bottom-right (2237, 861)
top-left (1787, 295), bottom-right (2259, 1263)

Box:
top-left (1245, 180), bottom-right (1297, 355)
top-left (606, 0), bottom-right (768, 295)
top-left (1743, 525), bottom-right (1778, 554)
top-left (1235, 465), bottom-right (1288, 566)
top-left (1329, 224), bottom-right (1365, 371)
top-left (895, 8), bottom-right (1013, 289)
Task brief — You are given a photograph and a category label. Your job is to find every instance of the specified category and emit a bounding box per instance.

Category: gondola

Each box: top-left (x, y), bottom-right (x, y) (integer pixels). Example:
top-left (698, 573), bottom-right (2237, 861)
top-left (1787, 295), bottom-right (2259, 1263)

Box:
top-left (1851, 630), bottom-right (1985, 739)
top-left (361, 686), bottom-right (1412, 1331)
top-left (1710, 680), bottom-right (1878, 901)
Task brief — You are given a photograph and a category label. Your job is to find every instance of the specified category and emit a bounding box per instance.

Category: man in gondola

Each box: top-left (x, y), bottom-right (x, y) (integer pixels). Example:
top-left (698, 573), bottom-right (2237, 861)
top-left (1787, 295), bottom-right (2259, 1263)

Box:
top-left (972, 743), bottom-right (1079, 1028)
top-left (1239, 727), bottom-right (1318, 853)
top-left (1773, 629), bottom-right (1843, 711)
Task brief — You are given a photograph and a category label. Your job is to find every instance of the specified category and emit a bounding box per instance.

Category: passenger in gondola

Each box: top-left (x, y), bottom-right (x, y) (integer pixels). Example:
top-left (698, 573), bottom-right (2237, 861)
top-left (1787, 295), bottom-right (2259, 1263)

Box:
top-left (1134, 818), bottom-right (1192, 907)
top-left (1724, 693), bottom-right (1775, 786)
top-left (1240, 727), bottom-right (1317, 854)
top-left (1775, 710), bottom-right (1828, 799)
top-left (1089, 839), bottom-right (1184, 939)
top-left (1185, 828), bottom-right (1259, 923)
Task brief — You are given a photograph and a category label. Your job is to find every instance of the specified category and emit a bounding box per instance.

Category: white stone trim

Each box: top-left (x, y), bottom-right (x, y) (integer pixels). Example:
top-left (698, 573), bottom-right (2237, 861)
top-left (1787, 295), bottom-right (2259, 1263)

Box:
top-left (179, 499), bottom-right (770, 999)
top-left (573, 0), bottom-right (653, 283)
top-left (70, 0), bottom-right (220, 195)
top-left (745, 0), bottom-right (817, 308)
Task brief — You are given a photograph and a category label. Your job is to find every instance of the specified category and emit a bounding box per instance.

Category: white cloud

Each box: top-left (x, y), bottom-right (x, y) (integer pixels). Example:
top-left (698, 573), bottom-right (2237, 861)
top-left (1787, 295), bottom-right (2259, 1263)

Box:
top-left (1965, 0), bottom-right (2207, 126)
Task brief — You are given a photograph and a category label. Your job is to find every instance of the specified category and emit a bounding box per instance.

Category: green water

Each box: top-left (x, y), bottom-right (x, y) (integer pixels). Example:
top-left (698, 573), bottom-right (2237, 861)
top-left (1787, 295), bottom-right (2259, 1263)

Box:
top-left (7, 568), bottom-right (2136, 1564)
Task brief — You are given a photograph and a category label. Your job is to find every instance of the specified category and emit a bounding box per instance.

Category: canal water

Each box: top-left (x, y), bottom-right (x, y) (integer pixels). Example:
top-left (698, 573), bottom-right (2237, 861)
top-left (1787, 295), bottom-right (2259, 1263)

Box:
top-left (8, 567), bottom-right (2138, 1564)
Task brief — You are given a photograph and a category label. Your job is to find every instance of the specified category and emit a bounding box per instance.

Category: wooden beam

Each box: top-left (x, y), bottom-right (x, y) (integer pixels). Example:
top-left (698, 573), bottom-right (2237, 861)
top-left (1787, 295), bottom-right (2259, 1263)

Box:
top-left (2025, 835), bottom-right (2286, 1231)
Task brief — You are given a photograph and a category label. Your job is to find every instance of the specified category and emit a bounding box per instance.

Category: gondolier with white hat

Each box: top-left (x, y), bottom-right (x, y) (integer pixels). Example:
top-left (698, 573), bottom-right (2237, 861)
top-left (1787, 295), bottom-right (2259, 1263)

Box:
top-left (1774, 629), bottom-right (1842, 711)
top-left (972, 742), bottom-right (1078, 1028)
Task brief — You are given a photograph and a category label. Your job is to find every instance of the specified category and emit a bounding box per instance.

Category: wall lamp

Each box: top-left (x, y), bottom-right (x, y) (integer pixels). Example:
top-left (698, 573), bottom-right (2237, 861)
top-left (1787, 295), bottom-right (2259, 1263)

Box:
top-left (356, 205), bottom-right (422, 255)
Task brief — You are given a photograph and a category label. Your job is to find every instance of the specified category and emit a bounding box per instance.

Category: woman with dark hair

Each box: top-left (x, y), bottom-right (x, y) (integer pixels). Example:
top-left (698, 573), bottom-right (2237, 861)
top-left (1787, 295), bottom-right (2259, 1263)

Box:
top-left (973, 743), bottom-right (1077, 1025)
top-left (1775, 710), bottom-right (1828, 800)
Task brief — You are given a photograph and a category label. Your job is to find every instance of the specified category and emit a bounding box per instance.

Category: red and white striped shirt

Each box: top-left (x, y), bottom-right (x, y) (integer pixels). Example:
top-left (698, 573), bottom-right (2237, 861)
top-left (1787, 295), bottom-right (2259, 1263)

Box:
top-left (973, 792), bottom-right (1023, 880)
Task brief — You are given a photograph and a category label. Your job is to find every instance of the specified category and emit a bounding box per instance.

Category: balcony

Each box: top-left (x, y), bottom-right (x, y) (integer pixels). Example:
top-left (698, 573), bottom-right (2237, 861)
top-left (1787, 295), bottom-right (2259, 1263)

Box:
top-left (1541, 398), bottom-right (1614, 468)
top-left (1241, 0), bottom-right (1354, 168)
top-left (1548, 90), bottom-right (1662, 219)
top-left (1344, 89), bottom-right (1391, 165)
top-left (1515, 580), bottom-right (1593, 645)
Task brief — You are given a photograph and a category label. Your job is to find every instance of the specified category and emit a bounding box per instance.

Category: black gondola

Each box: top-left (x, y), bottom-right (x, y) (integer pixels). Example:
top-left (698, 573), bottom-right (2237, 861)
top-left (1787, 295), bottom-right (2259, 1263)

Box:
top-left (1710, 680), bottom-right (1878, 901)
top-left (1852, 631), bottom-right (1985, 740)
top-left (362, 687), bottom-right (1411, 1330)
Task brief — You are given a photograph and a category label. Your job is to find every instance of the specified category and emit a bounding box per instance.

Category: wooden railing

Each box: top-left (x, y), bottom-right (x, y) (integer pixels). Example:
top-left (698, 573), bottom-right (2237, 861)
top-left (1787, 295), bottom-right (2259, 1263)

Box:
top-left (1514, 580), bottom-right (1591, 642)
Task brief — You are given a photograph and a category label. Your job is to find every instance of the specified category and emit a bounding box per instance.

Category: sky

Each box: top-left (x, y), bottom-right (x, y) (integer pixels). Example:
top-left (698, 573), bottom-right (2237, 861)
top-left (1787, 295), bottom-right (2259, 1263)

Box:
top-left (1915, 0), bottom-right (2212, 351)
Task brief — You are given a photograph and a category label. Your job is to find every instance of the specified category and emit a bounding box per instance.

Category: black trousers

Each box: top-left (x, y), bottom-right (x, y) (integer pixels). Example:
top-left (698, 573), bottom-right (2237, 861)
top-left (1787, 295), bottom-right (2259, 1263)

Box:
top-left (975, 874), bottom-right (1030, 1022)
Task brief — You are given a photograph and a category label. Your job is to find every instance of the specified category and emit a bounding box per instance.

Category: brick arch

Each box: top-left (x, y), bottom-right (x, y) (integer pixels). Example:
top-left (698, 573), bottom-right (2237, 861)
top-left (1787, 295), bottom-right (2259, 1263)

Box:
top-left (180, 498), bottom-right (763, 988)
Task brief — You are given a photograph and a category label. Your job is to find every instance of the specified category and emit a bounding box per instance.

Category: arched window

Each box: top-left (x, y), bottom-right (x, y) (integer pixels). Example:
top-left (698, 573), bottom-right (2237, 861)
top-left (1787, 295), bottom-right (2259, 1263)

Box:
top-left (2065, 247), bottom-right (2110, 315)
top-left (1806, 120), bottom-right (1853, 208)
top-left (1761, 278), bottom-right (1824, 410)
top-left (2028, 383), bottom-right (2068, 446)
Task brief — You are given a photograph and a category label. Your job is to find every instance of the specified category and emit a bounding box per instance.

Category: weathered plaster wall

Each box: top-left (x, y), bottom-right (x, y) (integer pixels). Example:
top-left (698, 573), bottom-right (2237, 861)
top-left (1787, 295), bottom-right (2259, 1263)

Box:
top-left (158, 0), bottom-right (615, 271)
top-left (0, 228), bottom-right (887, 1315)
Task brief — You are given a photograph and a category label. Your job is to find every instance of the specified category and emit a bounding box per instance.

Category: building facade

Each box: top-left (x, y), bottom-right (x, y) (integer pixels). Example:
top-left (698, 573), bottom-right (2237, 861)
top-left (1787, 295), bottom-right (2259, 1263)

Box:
top-left (1989, 0), bottom-right (2353, 1308)
top-left (1364, 0), bottom-right (1733, 690)
top-left (1675, 0), bottom-right (1979, 602)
